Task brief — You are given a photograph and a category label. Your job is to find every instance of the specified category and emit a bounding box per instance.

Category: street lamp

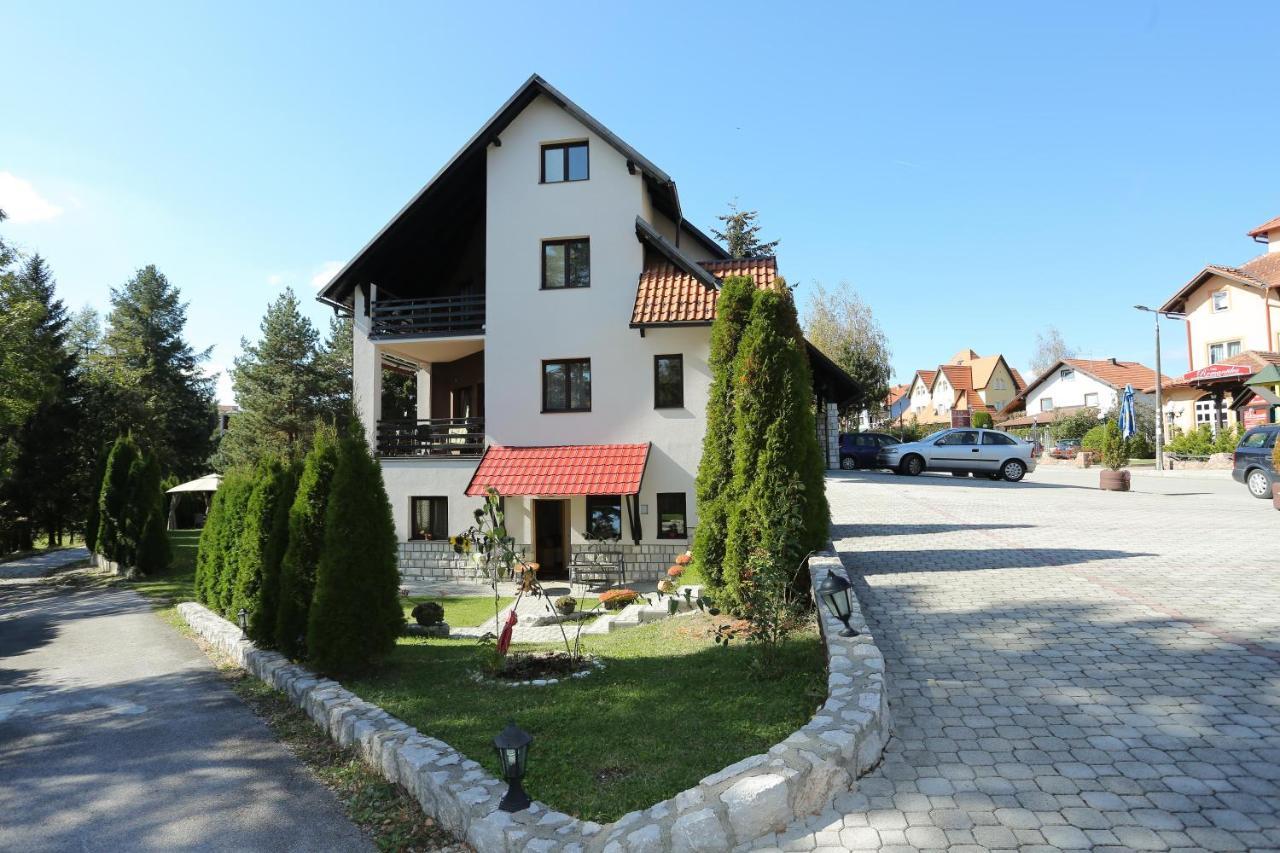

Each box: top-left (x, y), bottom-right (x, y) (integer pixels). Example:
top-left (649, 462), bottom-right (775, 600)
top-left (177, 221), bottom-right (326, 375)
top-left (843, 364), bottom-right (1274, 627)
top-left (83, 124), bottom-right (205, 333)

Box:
top-left (237, 608), bottom-right (248, 637)
top-left (493, 721), bottom-right (533, 812)
top-left (1134, 305), bottom-right (1187, 471)
top-left (815, 571), bottom-right (859, 637)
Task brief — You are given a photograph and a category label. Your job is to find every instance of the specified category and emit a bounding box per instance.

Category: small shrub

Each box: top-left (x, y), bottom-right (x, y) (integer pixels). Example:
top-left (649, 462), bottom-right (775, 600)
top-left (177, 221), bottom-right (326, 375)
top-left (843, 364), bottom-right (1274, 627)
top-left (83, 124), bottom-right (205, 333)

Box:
top-left (1127, 431), bottom-right (1154, 459)
top-left (599, 588), bottom-right (639, 611)
top-left (411, 601), bottom-right (445, 626)
top-left (554, 595), bottom-right (577, 615)
top-left (971, 411), bottom-right (993, 429)
top-left (1100, 420), bottom-right (1129, 471)
top-left (1081, 424), bottom-right (1106, 454)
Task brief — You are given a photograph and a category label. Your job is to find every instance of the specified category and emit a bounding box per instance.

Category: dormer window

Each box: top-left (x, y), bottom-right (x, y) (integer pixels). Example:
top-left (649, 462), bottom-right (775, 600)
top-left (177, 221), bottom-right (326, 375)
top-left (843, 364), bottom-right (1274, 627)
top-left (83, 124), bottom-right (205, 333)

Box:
top-left (1212, 289), bottom-right (1229, 312)
top-left (541, 141), bottom-right (588, 183)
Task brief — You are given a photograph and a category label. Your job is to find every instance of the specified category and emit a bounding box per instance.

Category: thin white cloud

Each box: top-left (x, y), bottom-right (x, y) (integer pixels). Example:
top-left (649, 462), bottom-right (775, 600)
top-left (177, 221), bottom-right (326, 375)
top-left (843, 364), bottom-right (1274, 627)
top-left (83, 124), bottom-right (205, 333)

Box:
top-left (310, 260), bottom-right (343, 289)
top-left (266, 273), bottom-right (285, 287)
top-left (0, 172), bottom-right (64, 223)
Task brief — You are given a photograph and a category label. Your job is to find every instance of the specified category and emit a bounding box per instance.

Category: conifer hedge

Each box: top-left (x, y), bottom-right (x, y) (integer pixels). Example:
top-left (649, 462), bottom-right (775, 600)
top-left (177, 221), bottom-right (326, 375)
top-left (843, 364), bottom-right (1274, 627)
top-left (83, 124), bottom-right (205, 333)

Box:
top-left (96, 435), bottom-right (140, 563)
top-left (89, 434), bottom-right (170, 575)
top-left (132, 451), bottom-right (170, 576)
top-left (256, 462), bottom-right (299, 647)
top-left (275, 425), bottom-right (339, 658)
top-left (194, 469), bottom-right (253, 615)
top-left (692, 276), bottom-right (756, 592)
top-left (231, 459), bottom-right (296, 644)
top-left (306, 433), bottom-right (402, 675)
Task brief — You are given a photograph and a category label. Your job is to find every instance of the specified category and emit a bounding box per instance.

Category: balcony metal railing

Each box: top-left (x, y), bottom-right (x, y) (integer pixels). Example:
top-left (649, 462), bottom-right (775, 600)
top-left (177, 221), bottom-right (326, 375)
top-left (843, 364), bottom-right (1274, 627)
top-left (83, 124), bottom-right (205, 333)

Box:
top-left (376, 417), bottom-right (485, 458)
top-left (370, 294), bottom-right (485, 338)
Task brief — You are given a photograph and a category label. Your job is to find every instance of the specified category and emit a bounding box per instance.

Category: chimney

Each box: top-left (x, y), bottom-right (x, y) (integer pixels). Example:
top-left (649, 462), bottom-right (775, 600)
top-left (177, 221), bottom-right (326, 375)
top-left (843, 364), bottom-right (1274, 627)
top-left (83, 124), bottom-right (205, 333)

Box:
top-left (1109, 358), bottom-right (1119, 366)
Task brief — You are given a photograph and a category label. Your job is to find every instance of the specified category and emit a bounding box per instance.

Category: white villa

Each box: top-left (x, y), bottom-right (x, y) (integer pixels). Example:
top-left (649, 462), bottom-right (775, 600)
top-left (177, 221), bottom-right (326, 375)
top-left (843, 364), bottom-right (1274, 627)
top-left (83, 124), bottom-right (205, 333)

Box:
top-left (317, 75), bottom-right (854, 584)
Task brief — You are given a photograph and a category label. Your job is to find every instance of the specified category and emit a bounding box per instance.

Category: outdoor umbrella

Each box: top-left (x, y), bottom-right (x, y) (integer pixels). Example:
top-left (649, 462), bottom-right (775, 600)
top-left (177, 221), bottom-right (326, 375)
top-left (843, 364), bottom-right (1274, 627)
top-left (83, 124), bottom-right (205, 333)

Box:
top-left (1118, 384), bottom-right (1137, 440)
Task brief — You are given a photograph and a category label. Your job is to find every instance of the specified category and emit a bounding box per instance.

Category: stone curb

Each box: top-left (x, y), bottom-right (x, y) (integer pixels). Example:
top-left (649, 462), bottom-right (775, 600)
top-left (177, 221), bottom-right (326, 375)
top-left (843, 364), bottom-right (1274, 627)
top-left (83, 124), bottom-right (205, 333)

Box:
top-left (176, 550), bottom-right (888, 852)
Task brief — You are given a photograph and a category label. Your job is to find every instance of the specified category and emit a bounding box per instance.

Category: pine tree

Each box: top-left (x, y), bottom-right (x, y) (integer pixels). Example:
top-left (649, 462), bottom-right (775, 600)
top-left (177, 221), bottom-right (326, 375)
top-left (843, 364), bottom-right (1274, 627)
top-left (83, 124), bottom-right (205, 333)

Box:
top-left (306, 432), bottom-right (402, 674)
top-left (712, 201), bottom-right (779, 259)
top-left (217, 289), bottom-right (327, 470)
top-left (87, 265), bottom-right (215, 479)
top-left (722, 281), bottom-right (829, 605)
top-left (97, 435), bottom-right (140, 563)
top-left (275, 424), bottom-right (340, 657)
top-left (692, 276), bottom-right (756, 592)
top-left (232, 459), bottom-right (296, 644)
top-left (316, 313), bottom-right (354, 432)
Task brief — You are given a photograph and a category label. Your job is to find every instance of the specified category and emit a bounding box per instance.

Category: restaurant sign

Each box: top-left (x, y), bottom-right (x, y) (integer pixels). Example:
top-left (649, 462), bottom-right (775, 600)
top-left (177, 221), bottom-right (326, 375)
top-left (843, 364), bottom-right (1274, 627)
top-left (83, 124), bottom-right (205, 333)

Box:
top-left (1181, 363), bottom-right (1252, 382)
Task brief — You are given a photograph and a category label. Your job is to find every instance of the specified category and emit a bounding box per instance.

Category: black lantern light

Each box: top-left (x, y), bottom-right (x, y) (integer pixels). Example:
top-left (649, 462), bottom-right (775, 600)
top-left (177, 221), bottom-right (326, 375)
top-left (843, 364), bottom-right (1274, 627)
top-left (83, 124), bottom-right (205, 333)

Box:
top-left (816, 571), bottom-right (859, 637)
top-left (237, 608), bottom-right (248, 636)
top-left (493, 720), bottom-right (533, 812)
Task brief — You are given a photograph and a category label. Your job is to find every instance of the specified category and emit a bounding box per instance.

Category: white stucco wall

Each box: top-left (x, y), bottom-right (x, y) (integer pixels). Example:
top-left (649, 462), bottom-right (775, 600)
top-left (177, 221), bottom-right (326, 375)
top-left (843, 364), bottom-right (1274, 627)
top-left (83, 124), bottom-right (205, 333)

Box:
top-left (380, 458), bottom-right (483, 542)
top-left (1026, 367), bottom-right (1154, 416)
top-left (1185, 277), bottom-right (1270, 370)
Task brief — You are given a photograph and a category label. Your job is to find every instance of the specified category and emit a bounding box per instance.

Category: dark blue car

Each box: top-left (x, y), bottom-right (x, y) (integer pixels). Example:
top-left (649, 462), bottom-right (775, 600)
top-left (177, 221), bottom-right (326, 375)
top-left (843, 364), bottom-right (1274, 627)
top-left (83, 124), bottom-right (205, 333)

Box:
top-left (1232, 424), bottom-right (1279, 498)
top-left (839, 432), bottom-right (901, 470)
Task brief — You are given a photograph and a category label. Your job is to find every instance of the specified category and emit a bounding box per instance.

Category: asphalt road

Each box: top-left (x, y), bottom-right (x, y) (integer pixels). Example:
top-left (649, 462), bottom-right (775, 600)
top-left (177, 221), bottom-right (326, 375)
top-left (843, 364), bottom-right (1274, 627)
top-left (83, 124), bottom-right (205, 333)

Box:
top-left (0, 578), bottom-right (372, 852)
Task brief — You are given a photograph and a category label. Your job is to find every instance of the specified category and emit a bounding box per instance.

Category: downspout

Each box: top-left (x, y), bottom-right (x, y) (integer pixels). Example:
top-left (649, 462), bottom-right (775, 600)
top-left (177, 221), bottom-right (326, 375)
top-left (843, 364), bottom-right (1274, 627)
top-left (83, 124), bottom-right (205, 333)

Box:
top-left (1267, 286), bottom-right (1276, 352)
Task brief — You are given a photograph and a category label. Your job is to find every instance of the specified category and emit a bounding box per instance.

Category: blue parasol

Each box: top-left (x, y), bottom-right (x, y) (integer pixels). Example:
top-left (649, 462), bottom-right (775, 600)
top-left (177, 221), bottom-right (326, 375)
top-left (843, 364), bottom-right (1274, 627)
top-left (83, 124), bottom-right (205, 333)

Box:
top-left (1118, 383), bottom-right (1137, 439)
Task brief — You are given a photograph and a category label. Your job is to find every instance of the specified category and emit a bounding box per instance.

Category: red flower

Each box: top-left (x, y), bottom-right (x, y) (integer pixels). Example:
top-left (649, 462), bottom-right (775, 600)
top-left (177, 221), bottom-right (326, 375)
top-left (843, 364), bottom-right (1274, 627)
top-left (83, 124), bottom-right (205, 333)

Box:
top-left (667, 565), bottom-right (684, 578)
top-left (675, 553), bottom-right (693, 566)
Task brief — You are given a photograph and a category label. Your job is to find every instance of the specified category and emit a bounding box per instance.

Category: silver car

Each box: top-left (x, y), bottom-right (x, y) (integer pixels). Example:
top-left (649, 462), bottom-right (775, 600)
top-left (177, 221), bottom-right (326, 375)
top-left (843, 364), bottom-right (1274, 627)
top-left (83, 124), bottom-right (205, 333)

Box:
top-left (876, 428), bottom-right (1037, 482)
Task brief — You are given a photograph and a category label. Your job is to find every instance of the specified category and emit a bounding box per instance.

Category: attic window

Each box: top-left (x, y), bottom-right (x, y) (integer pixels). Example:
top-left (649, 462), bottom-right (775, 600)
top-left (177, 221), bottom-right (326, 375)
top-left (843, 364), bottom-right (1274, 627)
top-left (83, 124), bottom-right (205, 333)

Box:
top-left (1212, 290), bottom-right (1229, 312)
top-left (1059, 368), bottom-right (1075, 380)
top-left (541, 142), bottom-right (589, 183)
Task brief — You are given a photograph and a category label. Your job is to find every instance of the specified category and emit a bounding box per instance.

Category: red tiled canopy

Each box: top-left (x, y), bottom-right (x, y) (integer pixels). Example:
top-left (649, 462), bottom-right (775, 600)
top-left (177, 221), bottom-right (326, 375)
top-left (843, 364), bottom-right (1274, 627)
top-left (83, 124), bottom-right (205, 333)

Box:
top-left (465, 444), bottom-right (650, 497)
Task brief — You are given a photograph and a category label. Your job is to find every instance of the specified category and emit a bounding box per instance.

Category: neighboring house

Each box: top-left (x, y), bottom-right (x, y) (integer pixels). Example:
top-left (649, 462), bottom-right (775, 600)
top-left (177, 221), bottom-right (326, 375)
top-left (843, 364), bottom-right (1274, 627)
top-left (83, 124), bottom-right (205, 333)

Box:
top-left (315, 74), bottom-right (855, 584)
top-left (901, 349), bottom-right (1024, 426)
top-left (216, 404), bottom-right (240, 435)
top-left (997, 358), bottom-right (1168, 429)
top-left (1155, 216), bottom-right (1280, 434)
top-left (855, 383), bottom-right (909, 431)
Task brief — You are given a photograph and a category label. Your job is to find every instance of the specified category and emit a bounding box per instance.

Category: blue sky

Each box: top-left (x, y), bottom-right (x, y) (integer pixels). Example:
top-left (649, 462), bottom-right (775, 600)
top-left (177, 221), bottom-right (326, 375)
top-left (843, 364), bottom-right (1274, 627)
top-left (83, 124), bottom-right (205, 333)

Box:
top-left (3, 2), bottom-right (1278, 401)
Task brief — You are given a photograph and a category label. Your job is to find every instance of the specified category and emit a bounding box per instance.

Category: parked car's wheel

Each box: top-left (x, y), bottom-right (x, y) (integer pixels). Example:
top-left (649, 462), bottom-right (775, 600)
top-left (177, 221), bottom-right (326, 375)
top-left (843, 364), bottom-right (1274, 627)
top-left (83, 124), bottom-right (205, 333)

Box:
top-left (840, 456), bottom-right (857, 470)
top-left (1001, 459), bottom-right (1027, 482)
top-left (901, 455), bottom-right (924, 476)
top-left (1246, 467), bottom-right (1273, 499)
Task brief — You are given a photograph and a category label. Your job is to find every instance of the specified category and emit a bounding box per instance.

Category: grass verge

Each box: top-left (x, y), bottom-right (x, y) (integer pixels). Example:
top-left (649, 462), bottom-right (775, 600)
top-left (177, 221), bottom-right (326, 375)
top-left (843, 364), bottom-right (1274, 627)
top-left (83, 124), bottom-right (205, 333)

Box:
top-left (350, 613), bottom-right (826, 823)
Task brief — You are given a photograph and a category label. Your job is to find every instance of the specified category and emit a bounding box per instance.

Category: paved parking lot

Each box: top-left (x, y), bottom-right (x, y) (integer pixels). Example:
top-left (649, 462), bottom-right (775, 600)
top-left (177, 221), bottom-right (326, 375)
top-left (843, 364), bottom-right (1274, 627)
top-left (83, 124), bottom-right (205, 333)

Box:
top-left (763, 467), bottom-right (1280, 852)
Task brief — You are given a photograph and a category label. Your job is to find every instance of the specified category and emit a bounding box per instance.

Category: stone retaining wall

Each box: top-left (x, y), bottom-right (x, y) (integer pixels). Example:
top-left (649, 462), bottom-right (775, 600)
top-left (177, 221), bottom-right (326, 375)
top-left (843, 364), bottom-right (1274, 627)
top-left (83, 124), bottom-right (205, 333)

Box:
top-left (398, 541), bottom-right (689, 584)
top-left (177, 550), bottom-right (889, 852)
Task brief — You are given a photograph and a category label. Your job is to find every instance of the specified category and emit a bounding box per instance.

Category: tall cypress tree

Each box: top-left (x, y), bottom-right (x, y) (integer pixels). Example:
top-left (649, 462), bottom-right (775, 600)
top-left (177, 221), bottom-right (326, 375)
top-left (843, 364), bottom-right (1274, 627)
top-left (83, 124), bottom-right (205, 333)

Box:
top-left (306, 433), bottom-right (402, 674)
top-left (97, 435), bottom-right (140, 564)
top-left (275, 424), bottom-right (340, 658)
top-left (722, 281), bottom-right (829, 604)
top-left (232, 458), bottom-right (295, 644)
top-left (692, 276), bottom-right (756, 592)
top-left (132, 450), bottom-right (170, 576)
top-left (256, 462), bottom-right (299, 647)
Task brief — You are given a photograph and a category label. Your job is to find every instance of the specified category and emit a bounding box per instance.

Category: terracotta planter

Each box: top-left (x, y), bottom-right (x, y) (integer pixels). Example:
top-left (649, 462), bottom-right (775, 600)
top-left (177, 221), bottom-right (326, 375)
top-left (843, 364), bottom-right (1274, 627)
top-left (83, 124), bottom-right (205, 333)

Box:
top-left (1273, 483), bottom-right (1280, 511)
top-left (1099, 469), bottom-right (1130, 492)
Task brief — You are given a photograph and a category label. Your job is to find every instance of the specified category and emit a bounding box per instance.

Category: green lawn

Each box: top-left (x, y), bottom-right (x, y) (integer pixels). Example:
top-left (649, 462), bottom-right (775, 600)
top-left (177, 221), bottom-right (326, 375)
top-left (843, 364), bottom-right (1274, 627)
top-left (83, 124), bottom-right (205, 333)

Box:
top-left (349, 614), bottom-right (825, 822)
top-left (127, 530), bottom-right (199, 607)
top-left (403, 596), bottom-right (513, 628)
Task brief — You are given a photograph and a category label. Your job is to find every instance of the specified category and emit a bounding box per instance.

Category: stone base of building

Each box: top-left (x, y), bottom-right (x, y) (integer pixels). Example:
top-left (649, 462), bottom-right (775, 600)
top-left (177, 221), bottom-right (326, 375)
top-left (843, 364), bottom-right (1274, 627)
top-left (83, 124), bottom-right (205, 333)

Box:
top-left (397, 541), bottom-right (688, 584)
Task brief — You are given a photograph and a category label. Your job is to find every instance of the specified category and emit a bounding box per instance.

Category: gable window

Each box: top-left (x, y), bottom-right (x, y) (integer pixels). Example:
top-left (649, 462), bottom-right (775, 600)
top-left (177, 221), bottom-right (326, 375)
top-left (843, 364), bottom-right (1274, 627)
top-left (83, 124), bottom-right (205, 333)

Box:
top-left (1083, 392), bottom-right (1099, 408)
top-left (1059, 368), bottom-right (1075, 380)
top-left (1208, 340), bottom-right (1241, 364)
top-left (1040, 398), bottom-right (1054, 412)
top-left (654, 354), bottom-right (684, 408)
top-left (541, 141), bottom-right (589, 183)
top-left (1212, 289), bottom-right (1229, 312)
top-left (542, 239), bottom-right (590, 289)
top-left (410, 497), bottom-right (448, 541)
top-left (542, 358), bottom-right (591, 412)
top-left (585, 495), bottom-right (622, 541)
top-left (993, 378), bottom-right (1006, 390)
top-left (656, 492), bottom-right (687, 539)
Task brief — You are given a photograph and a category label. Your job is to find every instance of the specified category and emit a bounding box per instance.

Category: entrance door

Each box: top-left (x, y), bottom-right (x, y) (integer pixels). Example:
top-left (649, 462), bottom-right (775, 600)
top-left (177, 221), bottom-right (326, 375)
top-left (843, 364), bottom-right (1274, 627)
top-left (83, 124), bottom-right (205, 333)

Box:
top-left (534, 499), bottom-right (568, 580)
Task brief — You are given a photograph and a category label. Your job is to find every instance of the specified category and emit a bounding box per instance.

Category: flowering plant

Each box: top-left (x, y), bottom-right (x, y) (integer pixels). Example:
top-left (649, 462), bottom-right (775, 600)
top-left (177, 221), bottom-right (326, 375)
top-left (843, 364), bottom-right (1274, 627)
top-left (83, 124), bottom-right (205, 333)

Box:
top-left (675, 552), bottom-right (693, 566)
top-left (599, 588), bottom-right (640, 610)
top-left (667, 565), bottom-right (684, 578)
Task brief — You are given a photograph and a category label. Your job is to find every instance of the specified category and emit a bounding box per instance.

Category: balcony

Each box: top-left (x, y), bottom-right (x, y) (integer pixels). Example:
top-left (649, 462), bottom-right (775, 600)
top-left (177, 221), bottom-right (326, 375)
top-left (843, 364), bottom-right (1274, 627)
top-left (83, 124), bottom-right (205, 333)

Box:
top-left (376, 417), bottom-right (485, 458)
top-left (370, 293), bottom-right (485, 339)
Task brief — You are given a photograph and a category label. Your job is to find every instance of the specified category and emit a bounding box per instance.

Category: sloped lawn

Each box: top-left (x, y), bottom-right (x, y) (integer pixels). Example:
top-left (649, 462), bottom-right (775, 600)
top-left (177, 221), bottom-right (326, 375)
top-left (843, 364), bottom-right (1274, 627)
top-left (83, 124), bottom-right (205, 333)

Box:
top-left (348, 613), bottom-right (825, 822)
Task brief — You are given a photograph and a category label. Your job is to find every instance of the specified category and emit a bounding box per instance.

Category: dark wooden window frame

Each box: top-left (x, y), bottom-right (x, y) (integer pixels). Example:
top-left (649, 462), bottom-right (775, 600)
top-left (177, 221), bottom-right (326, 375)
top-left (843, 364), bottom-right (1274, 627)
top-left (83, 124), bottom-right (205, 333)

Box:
top-left (541, 238), bottom-right (591, 290)
top-left (540, 141), bottom-right (589, 184)
top-left (655, 492), bottom-right (687, 540)
top-left (653, 353), bottom-right (684, 409)
top-left (541, 358), bottom-right (592, 413)
top-left (409, 496), bottom-right (448, 541)
top-left (585, 494), bottom-right (623, 542)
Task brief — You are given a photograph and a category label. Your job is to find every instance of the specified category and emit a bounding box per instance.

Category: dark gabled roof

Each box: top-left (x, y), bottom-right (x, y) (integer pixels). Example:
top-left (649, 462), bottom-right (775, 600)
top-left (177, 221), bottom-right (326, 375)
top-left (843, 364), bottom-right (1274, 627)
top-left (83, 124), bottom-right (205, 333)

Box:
top-left (319, 73), bottom-right (708, 307)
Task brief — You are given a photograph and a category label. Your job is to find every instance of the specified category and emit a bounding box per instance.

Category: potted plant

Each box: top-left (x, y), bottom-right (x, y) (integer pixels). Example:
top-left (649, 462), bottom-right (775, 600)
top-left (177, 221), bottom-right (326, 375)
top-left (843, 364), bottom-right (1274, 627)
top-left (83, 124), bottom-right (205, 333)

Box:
top-left (554, 595), bottom-right (577, 616)
top-left (1098, 420), bottom-right (1130, 492)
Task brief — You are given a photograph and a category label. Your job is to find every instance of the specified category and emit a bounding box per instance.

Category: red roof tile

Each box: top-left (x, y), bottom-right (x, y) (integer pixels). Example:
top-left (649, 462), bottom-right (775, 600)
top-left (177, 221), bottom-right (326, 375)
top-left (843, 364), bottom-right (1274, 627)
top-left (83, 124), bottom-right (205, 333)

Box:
top-left (1062, 358), bottom-right (1170, 391)
top-left (630, 257), bottom-right (778, 326)
top-left (465, 444), bottom-right (650, 497)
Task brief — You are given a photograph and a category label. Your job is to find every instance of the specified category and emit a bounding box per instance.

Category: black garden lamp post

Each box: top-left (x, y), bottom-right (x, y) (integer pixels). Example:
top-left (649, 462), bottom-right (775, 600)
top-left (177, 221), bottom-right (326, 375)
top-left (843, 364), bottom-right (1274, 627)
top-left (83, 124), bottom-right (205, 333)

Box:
top-left (493, 721), bottom-right (533, 812)
top-left (816, 571), bottom-right (859, 638)
top-left (237, 608), bottom-right (248, 637)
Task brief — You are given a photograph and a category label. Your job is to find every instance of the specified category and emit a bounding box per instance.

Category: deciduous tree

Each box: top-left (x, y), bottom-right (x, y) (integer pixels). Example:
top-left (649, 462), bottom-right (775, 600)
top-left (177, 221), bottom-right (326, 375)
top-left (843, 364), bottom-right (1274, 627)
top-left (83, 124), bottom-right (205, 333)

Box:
top-left (803, 281), bottom-right (892, 422)
top-left (1030, 326), bottom-right (1077, 378)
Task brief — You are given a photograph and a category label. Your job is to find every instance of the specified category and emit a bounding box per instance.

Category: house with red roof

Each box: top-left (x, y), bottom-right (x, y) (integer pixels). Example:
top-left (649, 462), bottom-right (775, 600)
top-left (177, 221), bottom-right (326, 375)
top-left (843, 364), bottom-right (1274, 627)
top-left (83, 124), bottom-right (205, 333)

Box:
top-left (900, 349), bottom-right (1025, 427)
top-left (997, 358), bottom-right (1170, 429)
top-left (1154, 216), bottom-right (1280, 434)
top-left (315, 75), bottom-right (856, 584)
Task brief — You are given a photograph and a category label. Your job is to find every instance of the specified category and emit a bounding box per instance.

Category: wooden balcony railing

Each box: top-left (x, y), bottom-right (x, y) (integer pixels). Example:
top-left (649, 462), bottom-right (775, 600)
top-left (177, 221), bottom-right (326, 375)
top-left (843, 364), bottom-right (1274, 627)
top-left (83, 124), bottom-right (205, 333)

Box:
top-left (370, 294), bottom-right (485, 338)
top-left (376, 417), bottom-right (485, 458)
